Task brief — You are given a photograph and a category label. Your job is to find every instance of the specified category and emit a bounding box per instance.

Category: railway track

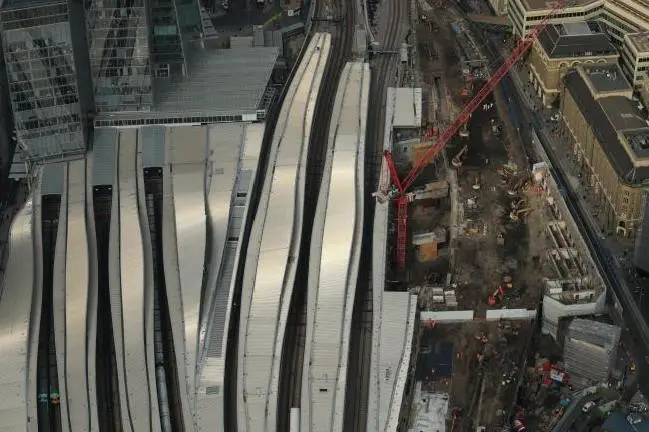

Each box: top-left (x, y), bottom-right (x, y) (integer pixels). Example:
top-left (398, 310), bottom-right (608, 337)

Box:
top-left (278, 0), bottom-right (356, 430)
top-left (342, 0), bottom-right (409, 431)
top-left (37, 209), bottom-right (61, 432)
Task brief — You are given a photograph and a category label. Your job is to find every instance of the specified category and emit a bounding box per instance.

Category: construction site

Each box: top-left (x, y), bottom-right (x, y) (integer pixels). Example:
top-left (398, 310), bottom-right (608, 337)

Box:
top-left (378, 0), bottom-right (618, 430)
top-left (409, 320), bottom-right (534, 430)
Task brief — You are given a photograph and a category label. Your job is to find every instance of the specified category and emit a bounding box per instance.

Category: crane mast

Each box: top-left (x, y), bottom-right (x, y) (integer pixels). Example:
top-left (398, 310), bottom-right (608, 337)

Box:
top-left (382, 0), bottom-right (565, 269)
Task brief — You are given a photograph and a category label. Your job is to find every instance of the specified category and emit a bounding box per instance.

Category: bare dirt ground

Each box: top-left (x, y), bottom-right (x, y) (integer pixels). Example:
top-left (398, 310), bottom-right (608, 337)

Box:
top-left (450, 95), bottom-right (547, 313)
top-left (410, 0), bottom-right (549, 313)
top-left (416, 321), bottom-right (533, 429)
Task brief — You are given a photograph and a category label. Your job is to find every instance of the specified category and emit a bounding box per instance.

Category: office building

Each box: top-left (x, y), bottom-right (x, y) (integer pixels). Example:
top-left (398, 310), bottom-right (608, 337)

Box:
top-left (563, 318), bottom-right (621, 388)
top-left (560, 63), bottom-right (649, 236)
top-left (507, 0), bottom-right (649, 86)
top-left (489, 0), bottom-right (509, 14)
top-left (85, 0), bottom-right (154, 113)
top-left (0, 0), bottom-right (94, 162)
top-left (527, 21), bottom-right (618, 106)
top-left (622, 31), bottom-right (649, 87)
top-left (0, 42), bottom-right (13, 200)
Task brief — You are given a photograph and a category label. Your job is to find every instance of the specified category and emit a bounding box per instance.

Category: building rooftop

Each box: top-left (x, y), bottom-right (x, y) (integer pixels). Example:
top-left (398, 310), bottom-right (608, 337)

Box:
top-left (566, 318), bottom-right (621, 349)
top-left (387, 87), bottom-right (422, 128)
top-left (599, 97), bottom-right (647, 130)
top-left (626, 31), bottom-right (649, 54)
top-left (522, 0), bottom-right (599, 11)
top-left (581, 63), bottom-right (631, 93)
top-left (155, 46), bottom-right (279, 114)
top-left (538, 22), bottom-right (617, 58)
top-left (564, 68), bottom-right (649, 184)
top-left (0, 0), bottom-right (61, 10)
top-left (95, 46), bottom-right (279, 126)
top-left (622, 129), bottom-right (649, 159)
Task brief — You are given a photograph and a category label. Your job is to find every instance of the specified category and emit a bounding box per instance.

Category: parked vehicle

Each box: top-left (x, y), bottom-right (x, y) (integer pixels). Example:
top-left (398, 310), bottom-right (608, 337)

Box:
top-left (582, 401), bottom-right (596, 413)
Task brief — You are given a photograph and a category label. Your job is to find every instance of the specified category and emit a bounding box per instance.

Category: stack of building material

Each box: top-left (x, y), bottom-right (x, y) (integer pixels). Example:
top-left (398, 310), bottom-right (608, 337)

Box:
top-left (444, 290), bottom-right (457, 307)
top-left (563, 319), bottom-right (621, 388)
top-left (431, 287), bottom-right (445, 304)
top-left (417, 242), bottom-right (438, 261)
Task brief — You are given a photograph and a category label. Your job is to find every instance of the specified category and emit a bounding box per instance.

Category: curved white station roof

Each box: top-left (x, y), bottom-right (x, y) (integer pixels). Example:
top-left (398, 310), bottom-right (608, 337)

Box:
top-left (237, 32), bottom-right (332, 432)
top-left (0, 122), bottom-right (263, 432)
top-left (300, 60), bottom-right (370, 432)
top-left (367, 87), bottom-right (421, 432)
top-left (196, 123), bottom-right (265, 431)
top-left (53, 158), bottom-right (100, 431)
top-left (0, 197), bottom-right (37, 431)
top-left (109, 130), bottom-right (161, 431)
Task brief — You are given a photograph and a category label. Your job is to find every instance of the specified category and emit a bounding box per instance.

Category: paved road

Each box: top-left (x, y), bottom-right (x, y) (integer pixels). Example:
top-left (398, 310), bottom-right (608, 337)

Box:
top-left (552, 393), bottom-right (595, 432)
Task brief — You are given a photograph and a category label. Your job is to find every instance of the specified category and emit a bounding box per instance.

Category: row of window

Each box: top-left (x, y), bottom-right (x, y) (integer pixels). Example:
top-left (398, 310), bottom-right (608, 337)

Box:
top-left (95, 85), bottom-right (152, 96)
top-left (527, 6), bottom-right (603, 21)
top-left (0, 5), bottom-right (69, 31)
top-left (18, 114), bottom-right (82, 131)
top-left (95, 114), bottom-right (245, 127)
top-left (13, 95), bottom-right (80, 111)
top-left (10, 75), bottom-right (76, 92)
top-left (87, 7), bottom-right (147, 21)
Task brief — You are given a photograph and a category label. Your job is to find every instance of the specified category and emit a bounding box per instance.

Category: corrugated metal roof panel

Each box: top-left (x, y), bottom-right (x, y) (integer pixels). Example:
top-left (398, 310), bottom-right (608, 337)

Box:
top-left (389, 87), bottom-right (422, 128)
top-left (238, 33), bottom-right (332, 432)
top-left (140, 126), bottom-right (166, 168)
top-left (0, 199), bottom-right (35, 431)
top-left (41, 162), bottom-right (65, 195)
top-left (303, 61), bottom-right (369, 432)
top-left (92, 128), bottom-right (117, 186)
top-left (154, 47), bottom-right (280, 115)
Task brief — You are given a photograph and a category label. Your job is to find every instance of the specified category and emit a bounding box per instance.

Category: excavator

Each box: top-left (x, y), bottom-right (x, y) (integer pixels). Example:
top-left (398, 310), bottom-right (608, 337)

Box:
top-left (507, 175), bottom-right (530, 196)
top-left (472, 174), bottom-right (481, 190)
top-left (451, 145), bottom-right (468, 168)
top-left (510, 207), bottom-right (531, 221)
top-left (488, 286), bottom-right (505, 305)
top-left (509, 198), bottom-right (531, 221)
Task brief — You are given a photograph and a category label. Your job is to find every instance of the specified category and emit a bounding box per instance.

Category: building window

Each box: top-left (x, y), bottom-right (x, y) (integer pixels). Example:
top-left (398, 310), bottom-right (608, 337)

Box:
top-left (155, 64), bottom-right (170, 78)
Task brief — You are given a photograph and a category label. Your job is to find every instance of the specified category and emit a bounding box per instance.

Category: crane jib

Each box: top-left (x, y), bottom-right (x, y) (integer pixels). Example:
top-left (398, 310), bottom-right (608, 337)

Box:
top-left (380, 0), bottom-right (566, 267)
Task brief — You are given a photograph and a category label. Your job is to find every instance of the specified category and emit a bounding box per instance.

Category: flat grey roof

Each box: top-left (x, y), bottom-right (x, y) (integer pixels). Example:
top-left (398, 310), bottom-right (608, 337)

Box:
top-left (155, 46), bottom-right (279, 114)
top-left (581, 63), bottom-right (630, 93)
top-left (626, 31), bottom-right (649, 54)
top-left (623, 129), bottom-right (649, 159)
top-left (95, 46), bottom-right (279, 125)
top-left (538, 22), bottom-right (617, 59)
top-left (563, 22), bottom-right (593, 35)
top-left (388, 87), bottom-right (422, 128)
top-left (564, 69), bottom-right (649, 184)
top-left (523, 0), bottom-right (598, 11)
top-left (599, 97), bottom-right (647, 130)
top-left (0, 0), bottom-right (62, 10)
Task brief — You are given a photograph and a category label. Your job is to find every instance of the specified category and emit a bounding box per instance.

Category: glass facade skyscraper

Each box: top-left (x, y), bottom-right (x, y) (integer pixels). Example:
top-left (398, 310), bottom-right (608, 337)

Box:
top-left (0, 0), bottom-right (204, 161)
top-left (0, 0), bottom-right (88, 161)
top-left (86, 0), bottom-right (153, 112)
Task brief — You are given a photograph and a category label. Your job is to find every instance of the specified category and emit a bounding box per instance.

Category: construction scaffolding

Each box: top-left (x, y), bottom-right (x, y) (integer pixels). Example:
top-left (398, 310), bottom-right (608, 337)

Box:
top-left (563, 319), bottom-right (621, 388)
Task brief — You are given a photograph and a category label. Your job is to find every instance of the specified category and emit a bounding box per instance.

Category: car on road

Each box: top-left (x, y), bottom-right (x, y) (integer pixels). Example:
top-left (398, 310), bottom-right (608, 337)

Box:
top-left (582, 401), bottom-right (596, 413)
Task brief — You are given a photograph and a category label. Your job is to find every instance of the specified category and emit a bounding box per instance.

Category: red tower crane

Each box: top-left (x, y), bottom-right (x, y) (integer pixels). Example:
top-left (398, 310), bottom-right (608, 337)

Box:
top-left (382, 1), bottom-right (565, 268)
